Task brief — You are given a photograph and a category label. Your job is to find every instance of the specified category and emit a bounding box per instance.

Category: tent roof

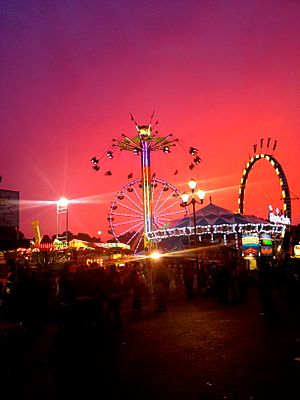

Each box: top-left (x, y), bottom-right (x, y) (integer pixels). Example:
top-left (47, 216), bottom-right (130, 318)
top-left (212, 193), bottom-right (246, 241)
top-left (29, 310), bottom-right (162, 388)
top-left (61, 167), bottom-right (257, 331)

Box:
top-left (166, 203), bottom-right (269, 228)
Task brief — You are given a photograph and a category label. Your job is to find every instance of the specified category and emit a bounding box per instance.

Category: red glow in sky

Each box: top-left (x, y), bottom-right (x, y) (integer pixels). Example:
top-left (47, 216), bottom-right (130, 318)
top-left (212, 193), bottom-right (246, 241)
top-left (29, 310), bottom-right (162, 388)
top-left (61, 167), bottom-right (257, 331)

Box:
top-left (1, 0), bottom-right (300, 241)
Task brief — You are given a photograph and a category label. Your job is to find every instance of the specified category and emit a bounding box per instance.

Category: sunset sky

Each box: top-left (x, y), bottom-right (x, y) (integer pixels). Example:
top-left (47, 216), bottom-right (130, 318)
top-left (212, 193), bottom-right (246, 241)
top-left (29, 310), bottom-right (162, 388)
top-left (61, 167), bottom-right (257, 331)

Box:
top-left (1, 0), bottom-right (300, 241)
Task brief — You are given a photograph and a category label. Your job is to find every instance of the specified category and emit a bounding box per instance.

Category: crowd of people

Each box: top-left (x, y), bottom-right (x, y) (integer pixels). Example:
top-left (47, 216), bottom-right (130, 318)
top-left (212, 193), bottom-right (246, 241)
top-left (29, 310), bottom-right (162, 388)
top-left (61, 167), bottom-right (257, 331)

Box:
top-left (0, 253), bottom-right (300, 329)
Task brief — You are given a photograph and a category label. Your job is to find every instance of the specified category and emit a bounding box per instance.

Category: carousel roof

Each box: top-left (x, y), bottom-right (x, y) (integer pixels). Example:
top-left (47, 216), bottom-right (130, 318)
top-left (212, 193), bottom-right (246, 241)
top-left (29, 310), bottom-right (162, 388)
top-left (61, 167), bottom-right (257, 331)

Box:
top-left (166, 203), bottom-right (269, 229)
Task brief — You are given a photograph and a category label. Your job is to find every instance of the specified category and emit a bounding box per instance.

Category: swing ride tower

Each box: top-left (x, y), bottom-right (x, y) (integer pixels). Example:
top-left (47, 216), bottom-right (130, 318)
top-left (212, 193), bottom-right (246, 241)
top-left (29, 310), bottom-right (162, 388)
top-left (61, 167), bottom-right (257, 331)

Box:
top-left (111, 114), bottom-right (178, 250)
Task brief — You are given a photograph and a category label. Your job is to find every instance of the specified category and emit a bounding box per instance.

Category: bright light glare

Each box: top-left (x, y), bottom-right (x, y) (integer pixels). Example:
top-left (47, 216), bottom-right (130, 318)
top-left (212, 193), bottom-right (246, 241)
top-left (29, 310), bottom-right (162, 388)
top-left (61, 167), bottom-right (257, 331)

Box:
top-left (197, 189), bottom-right (205, 201)
top-left (188, 178), bottom-right (197, 190)
top-left (57, 197), bottom-right (69, 207)
top-left (181, 192), bottom-right (189, 203)
top-left (150, 251), bottom-right (161, 260)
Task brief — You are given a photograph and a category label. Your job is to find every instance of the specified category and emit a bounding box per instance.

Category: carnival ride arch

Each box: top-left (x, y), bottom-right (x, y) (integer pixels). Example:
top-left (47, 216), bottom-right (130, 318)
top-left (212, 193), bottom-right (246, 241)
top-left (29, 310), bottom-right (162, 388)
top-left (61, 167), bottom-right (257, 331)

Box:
top-left (238, 153), bottom-right (291, 220)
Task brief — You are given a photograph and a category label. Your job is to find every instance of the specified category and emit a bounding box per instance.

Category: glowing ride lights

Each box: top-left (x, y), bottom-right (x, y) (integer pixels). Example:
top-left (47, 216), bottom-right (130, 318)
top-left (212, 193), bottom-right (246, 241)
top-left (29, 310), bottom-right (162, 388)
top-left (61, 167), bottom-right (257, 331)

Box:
top-left (180, 178), bottom-right (206, 249)
top-left (238, 150), bottom-right (292, 221)
top-left (110, 114), bottom-right (179, 251)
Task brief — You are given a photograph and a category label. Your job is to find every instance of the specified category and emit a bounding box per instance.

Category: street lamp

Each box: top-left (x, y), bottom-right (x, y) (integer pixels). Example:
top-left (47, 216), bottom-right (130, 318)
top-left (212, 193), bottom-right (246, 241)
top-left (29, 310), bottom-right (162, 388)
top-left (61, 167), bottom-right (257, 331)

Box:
top-left (181, 179), bottom-right (205, 246)
top-left (56, 197), bottom-right (69, 244)
top-left (97, 230), bottom-right (102, 242)
top-left (180, 179), bottom-right (205, 292)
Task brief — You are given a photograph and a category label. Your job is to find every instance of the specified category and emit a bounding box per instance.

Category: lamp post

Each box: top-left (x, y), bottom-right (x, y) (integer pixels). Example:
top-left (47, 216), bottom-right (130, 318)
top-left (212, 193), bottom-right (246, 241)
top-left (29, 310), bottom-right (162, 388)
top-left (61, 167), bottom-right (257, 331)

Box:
top-left (97, 230), bottom-right (102, 242)
top-left (180, 179), bottom-right (205, 292)
top-left (56, 197), bottom-right (69, 244)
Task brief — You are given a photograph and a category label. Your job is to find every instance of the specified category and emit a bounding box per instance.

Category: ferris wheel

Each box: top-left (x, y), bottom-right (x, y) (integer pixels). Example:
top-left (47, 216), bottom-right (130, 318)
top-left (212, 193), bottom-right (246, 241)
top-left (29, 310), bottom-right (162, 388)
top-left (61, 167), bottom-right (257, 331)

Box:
top-left (108, 177), bottom-right (187, 253)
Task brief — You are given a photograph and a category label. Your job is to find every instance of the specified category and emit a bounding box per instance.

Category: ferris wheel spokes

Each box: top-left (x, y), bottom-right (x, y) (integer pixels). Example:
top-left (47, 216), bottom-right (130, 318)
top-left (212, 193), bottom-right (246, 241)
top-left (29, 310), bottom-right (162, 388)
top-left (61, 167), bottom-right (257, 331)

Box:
top-left (154, 190), bottom-right (179, 216)
top-left (112, 212), bottom-right (143, 218)
top-left (155, 199), bottom-right (184, 218)
top-left (130, 182), bottom-right (143, 205)
top-left (120, 190), bottom-right (143, 213)
top-left (113, 198), bottom-right (143, 215)
top-left (112, 218), bottom-right (143, 227)
top-left (113, 200), bottom-right (143, 215)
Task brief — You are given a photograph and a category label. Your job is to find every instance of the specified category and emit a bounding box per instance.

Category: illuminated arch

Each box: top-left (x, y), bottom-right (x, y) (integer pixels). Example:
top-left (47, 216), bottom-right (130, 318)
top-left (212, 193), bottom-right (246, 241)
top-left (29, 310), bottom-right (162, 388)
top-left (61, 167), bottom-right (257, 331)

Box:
top-left (238, 153), bottom-right (291, 220)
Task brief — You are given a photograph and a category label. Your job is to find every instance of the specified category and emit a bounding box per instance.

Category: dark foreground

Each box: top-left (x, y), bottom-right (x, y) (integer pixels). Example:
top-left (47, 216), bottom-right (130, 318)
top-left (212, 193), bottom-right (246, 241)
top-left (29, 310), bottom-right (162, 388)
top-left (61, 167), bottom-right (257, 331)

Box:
top-left (1, 288), bottom-right (300, 400)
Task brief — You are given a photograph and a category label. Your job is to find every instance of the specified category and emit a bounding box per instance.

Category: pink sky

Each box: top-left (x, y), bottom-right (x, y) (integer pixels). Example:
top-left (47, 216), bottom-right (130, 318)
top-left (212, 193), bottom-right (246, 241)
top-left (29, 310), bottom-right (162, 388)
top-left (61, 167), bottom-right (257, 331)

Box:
top-left (1, 0), bottom-right (300, 241)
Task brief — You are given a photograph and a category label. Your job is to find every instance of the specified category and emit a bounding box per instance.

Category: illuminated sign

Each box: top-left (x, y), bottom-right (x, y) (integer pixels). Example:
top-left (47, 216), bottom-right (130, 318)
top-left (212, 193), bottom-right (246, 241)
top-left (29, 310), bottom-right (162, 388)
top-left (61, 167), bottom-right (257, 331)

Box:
top-left (294, 245), bottom-right (300, 258)
top-left (269, 212), bottom-right (290, 225)
top-left (261, 247), bottom-right (273, 256)
top-left (86, 258), bottom-right (104, 267)
top-left (242, 234), bottom-right (260, 257)
top-left (260, 234), bottom-right (273, 257)
top-left (242, 235), bottom-right (259, 245)
top-left (0, 189), bottom-right (19, 228)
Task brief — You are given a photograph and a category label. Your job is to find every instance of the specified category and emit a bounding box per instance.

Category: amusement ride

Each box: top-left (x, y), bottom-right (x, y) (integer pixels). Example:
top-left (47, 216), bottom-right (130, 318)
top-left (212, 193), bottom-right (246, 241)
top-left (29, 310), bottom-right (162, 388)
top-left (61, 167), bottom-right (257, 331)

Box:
top-left (91, 115), bottom-right (297, 256)
top-left (91, 113), bottom-right (202, 253)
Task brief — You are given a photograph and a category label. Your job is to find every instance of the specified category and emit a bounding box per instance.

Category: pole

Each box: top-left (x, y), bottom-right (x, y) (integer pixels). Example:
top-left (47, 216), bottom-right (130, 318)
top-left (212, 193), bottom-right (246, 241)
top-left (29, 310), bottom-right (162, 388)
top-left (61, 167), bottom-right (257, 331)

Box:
top-left (191, 197), bottom-right (198, 248)
top-left (66, 206), bottom-right (69, 245)
top-left (141, 138), bottom-right (153, 251)
top-left (191, 197), bottom-right (200, 293)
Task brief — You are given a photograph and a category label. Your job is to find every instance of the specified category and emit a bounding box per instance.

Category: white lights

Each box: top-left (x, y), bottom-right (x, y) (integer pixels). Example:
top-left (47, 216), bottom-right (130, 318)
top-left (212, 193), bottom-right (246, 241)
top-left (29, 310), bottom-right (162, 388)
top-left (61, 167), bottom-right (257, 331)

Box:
top-left (188, 178), bottom-right (197, 190)
top-left (197, 189), bottom-right (205, 201)
top-left (181, 192), bottom-right (189, 203)
top-left (57, 197), bottom-right (69, 208)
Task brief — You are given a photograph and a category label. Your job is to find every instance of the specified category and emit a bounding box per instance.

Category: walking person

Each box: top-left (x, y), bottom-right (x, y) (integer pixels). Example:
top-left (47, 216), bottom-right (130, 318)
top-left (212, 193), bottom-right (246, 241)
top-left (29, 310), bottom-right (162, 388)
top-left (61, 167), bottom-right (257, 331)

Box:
top-left (257, 257), bottom-right (276, 318)
top-left (154, 263), bottom-right (170, 312)
top-left (105, 265), bottom-right (125, 328)
top-left (182, 261), bottom-right (195, 300)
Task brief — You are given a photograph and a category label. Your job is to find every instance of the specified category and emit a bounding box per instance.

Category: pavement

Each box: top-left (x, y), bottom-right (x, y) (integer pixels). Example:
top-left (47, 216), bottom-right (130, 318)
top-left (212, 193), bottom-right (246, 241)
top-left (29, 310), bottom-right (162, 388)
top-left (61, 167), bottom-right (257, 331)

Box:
top-left (1, 287), bottom-right (300, 400)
